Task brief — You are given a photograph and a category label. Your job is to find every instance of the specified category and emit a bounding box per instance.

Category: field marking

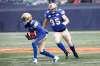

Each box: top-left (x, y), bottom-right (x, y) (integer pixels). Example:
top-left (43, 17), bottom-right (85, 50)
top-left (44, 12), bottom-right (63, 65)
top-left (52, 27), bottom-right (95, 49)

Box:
top-left (0, 59), bottom-right (100, 65)
top-left (0, 48), bottom-right (100, 54)
top-left (82, 61), bottom-right (100, 64)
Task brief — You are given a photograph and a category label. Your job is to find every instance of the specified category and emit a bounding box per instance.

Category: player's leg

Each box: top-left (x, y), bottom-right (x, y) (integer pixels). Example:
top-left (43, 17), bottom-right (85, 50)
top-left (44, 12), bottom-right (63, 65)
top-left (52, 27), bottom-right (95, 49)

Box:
top-left (38, 36), bottom-right (59, 63)
top-left (39, 39), bottom-right (55, 58)
top-left (62, 29), bottom-right (79, 59)
top-left (32, 41), bottom-right (38, 64)
top-left (32, 33), bottom-right (47, 64)
top-left (32, 34), bottom-right (46, 64)
top-left (54, 32), bottom-right (69, 58)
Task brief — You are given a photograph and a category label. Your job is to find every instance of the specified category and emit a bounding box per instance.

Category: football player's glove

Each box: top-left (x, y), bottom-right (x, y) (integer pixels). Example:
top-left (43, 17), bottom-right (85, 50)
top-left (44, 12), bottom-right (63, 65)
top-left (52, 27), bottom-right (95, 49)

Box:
top-left (25, 32), bottom-right (37, 40)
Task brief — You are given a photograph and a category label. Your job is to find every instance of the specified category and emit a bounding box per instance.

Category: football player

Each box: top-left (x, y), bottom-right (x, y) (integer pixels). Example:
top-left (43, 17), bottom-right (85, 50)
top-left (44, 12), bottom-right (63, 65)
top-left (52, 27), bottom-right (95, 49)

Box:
top-left (43, 3), bottom-right (79, 59)
top-left (21, 12), bottom-right (59, 64)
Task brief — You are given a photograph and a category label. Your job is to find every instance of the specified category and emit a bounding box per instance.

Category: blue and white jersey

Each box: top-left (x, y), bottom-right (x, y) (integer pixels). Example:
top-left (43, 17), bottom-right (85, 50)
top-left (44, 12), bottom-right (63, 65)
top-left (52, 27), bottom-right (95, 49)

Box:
top-left (24, 19), bottom-right (48, 36)
top-left (45, 9), bottom-right (67, 32)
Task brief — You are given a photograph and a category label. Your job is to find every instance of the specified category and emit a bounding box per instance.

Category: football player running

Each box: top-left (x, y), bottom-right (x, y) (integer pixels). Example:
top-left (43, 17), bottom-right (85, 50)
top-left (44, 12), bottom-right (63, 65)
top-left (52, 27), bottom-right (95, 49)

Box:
top-left (43, 3), bottom-right (79, 59)
top-left (21, 12), bottom-right (59, 64)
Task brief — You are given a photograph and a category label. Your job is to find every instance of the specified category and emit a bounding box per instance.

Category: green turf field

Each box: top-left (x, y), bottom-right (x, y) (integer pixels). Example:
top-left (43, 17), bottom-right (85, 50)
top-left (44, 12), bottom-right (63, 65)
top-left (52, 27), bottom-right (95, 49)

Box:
top-left (0, 31), bottom-right (100, 66)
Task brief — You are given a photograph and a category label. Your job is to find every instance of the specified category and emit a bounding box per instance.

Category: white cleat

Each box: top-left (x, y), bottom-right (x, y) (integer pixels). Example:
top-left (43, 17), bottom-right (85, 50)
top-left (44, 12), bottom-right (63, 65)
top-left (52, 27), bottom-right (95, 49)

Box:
top-left (52, 56), bottom-right (59, 64)
top-left (33, 58), bottom-right (38, 64)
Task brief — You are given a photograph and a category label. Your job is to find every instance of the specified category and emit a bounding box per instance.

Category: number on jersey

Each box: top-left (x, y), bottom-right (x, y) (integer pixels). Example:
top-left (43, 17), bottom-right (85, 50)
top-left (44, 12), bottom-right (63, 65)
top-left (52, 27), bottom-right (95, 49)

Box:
top-left (50, 18), bottom-right (60, 26)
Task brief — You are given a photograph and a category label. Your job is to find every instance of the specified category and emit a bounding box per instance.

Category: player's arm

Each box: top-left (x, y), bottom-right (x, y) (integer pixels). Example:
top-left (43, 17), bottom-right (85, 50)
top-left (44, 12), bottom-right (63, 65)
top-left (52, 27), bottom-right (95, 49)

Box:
top-left (42, 18), bottom-right (49, 28)
top-left (25, 21), bottom-right (38, 40)
top-left (61, 10), bottom-right (70, 25)
top-left (62, 15), bottom-right (70, 25)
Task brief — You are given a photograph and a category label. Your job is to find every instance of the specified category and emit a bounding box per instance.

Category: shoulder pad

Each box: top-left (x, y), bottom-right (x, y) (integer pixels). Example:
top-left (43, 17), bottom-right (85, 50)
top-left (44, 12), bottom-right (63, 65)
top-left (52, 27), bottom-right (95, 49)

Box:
top-left (58, 9), bottom-right (65, 15)
top-left (46, 10), bottom-right (50, 14)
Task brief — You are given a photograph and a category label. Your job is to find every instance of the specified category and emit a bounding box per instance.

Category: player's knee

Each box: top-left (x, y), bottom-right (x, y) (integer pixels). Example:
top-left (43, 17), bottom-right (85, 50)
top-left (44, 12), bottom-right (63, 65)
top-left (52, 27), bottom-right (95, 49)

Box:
top-left (55, 38), bottom-right (61, 44)
top-left (32, 42), bottom-right (37, 48)
top-left (64, 38), bottom-right (72, 44)
top-left (67, 40), bottom-right (72, 44)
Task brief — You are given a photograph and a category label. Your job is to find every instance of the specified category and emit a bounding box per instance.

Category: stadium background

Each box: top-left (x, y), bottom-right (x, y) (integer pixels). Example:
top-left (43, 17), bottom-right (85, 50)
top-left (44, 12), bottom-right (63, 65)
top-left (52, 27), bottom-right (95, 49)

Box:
top-left (0, 0), bottom-right (100, 66)
top-left (0, 0), bottom-right (100, 32)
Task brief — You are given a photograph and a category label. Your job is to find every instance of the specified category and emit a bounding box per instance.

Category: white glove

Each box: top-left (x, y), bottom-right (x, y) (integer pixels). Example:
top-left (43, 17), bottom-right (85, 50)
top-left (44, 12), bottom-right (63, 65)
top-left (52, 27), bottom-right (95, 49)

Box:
top-left (62, 21), bottom-right (68, 26)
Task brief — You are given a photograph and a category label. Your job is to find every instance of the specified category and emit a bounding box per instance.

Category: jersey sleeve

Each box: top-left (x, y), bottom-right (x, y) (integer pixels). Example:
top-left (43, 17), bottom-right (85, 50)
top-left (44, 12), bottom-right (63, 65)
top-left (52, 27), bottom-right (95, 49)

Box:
top-left (33, 21), bottom-right (39, 28)
top-left (31, 20), bottom-right (39, 28)
top-left (45, 11), bottom-right (49, 19)
top-left (59, 9), bottom-right (66, 15)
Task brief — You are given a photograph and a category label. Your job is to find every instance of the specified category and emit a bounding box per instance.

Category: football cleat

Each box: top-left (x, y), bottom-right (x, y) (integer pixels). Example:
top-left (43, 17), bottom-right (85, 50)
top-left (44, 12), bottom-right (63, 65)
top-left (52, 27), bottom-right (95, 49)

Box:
top-left (73, 52), bottom-right (79, 59)
top-left (64, 51), bottom-right (71, 59)
top-left (33, 58), bottom-right (38, 64)
top-left (52, 56), bottom-right (59, 64)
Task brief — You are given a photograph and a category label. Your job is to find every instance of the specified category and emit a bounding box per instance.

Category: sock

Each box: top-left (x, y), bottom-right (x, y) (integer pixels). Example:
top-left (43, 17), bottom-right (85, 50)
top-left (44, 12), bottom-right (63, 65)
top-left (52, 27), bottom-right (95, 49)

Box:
top-left (32, 42), bottom-right (38, 59)
top-left (40, 49), bottom-right (55, 58)
top-left (70, 46), bottom-right (79, 58)
top-left (57, 42), bottom-right (68, 53)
